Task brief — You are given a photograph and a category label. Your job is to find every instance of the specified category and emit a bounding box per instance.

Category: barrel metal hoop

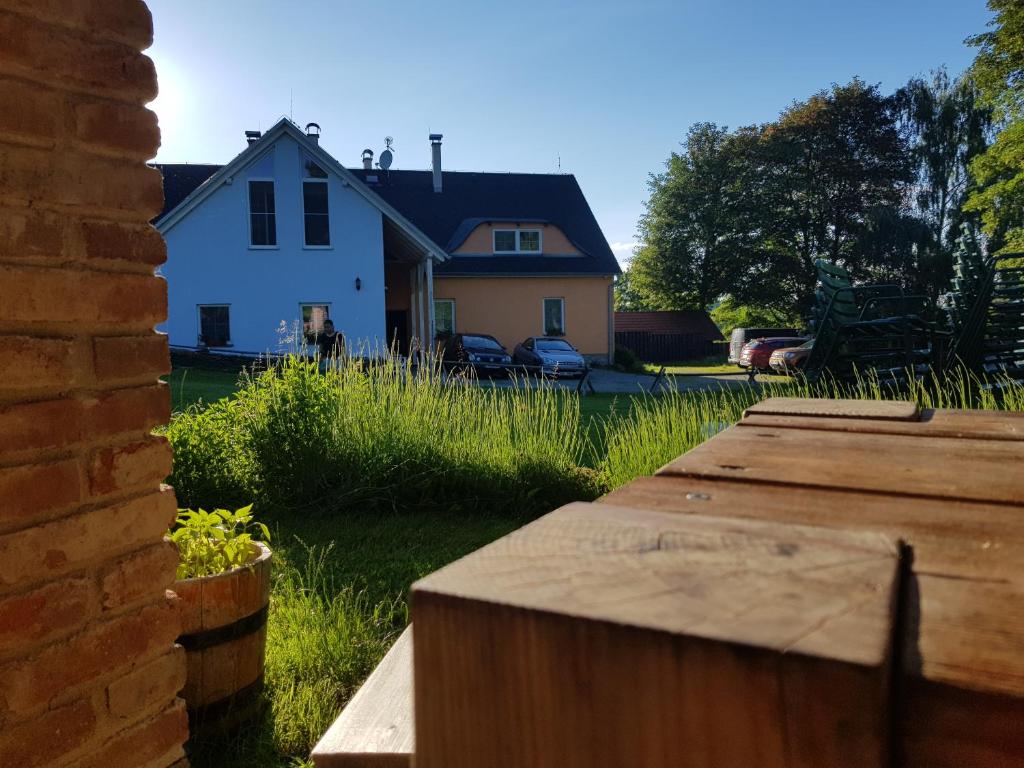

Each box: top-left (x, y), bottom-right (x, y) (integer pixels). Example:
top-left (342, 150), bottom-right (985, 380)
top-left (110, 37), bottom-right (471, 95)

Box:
top-left (177, 604), bottom-right (269, 652)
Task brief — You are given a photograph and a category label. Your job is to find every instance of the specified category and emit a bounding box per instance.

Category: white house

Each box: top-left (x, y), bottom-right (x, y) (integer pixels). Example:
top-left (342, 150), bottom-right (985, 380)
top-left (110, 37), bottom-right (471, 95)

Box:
top-left (154, 118), bottom-right (447, 355)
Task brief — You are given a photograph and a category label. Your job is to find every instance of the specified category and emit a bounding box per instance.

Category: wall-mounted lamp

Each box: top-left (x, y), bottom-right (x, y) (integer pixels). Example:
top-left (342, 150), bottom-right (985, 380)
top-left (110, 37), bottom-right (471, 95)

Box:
top-left (355, 277), bottom-right (362, 291)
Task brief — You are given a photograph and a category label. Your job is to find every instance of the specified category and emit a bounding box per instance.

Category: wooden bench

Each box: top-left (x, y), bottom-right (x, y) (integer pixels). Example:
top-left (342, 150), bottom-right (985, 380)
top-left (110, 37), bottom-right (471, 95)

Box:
top-left (312, 398), bottom-right (1024, 767)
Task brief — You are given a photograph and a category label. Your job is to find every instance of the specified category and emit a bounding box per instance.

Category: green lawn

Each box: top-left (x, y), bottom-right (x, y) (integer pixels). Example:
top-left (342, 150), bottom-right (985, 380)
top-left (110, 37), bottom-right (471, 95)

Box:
top-left (164, 366), bottom-right (242, 410)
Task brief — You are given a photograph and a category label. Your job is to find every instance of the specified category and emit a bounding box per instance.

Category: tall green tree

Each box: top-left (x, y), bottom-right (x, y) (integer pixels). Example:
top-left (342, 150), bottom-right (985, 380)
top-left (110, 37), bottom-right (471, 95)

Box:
top-left (965, 0), bottom-right (1024, 253)
top-left (631, 123), bottom-right (753, 310)
top-left (897, 69), bottom-right (991, 287)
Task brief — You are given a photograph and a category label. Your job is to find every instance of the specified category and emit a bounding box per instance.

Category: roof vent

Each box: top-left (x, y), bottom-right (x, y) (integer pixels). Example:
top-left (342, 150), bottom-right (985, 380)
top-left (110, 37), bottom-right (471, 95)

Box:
top-left (362, 148), bottom-right (374, 171)
top-left (429, 133), bottom-right (443, 193)
top-left (305, 122), bottom-right (321, 145)
top-left (245, 130), bottom-right (261, 146)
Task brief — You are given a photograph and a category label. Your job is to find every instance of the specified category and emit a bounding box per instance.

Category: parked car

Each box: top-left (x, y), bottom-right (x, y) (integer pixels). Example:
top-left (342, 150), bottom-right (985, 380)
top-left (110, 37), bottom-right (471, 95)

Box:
top-left (728, 327), bottom-right (801, 365)
top-left (513, 337), bottom-right (588, 378)
top-left (769, 339), bottom-right (815, 375)
top-left (441, 333), bottom-right (513, 377)
top-left (739, 337), bottom-right (808, 376)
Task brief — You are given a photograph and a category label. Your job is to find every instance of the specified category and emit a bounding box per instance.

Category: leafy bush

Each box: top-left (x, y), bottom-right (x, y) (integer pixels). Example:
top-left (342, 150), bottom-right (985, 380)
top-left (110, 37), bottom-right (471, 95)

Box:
top-left (613, 346), bottom-right (645, 374)
top-left (170, 505), bottom-right (271, 579)
top-left (167, 354), bottom-right (603, 517)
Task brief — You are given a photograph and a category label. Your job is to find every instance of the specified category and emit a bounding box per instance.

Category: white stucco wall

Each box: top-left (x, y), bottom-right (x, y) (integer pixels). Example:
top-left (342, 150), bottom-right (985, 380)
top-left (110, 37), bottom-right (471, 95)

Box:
top-left (159, 133), bottom-right (386, 354)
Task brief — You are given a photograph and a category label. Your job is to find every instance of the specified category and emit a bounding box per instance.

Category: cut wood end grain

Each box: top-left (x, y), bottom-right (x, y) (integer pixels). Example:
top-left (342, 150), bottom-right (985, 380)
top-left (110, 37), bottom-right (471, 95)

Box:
top-left (412, 502), bottom-right (901, 668)
top-left (744, 397), bottom-right (920, 421)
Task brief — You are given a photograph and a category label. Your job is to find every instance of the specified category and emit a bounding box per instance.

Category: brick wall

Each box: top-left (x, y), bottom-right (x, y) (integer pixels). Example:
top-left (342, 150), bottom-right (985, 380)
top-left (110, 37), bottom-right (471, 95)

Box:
top-left (0, 2), bottom-right (187, 767)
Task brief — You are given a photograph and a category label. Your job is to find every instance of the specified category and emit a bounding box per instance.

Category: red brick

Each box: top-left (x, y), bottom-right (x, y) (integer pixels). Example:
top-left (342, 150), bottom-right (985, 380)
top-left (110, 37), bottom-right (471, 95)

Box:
top-left (0, 205), bottom-right (65, 260)
top-left (0, 601), bottom-right (179, 713)
top-left (0, 698), bottom-right (96, 768)
top-left (93, 334), bottom-right (170, 382)
top-left (0, 10), bottom-right (157, 101)
top-left (88, 437), bottom-right (171, 496)
top-left (75, 701), bottom-right (186, 768)
top-left (0, 459), bottom-right (81, 526)
top-left (1, 0), bottom-right (155, 50)
top-left (0, 398), bottom-right (82, 458)
top-left (0, 265), bottom-right (166, 327)
top-left (74, 100), bottom-right (159, 158)
top-left (0, 145), bottom-right (164, 217)
top-left (84, 384), bottom-right (171, 439)
top-left (0, 76), bottom-right (61, 147)
top-left (0, 576), bottom-right (93, 655)
top-left (101, 540), bottom-right (178, 610)
top-left (106, 646), bottom-right (185, 718)
top-left (0, 488), bottom-right (178, 588)
top-left (0, 335), bottom-right (77, 391)
top-left (80, 219), bottom-right (165, 265)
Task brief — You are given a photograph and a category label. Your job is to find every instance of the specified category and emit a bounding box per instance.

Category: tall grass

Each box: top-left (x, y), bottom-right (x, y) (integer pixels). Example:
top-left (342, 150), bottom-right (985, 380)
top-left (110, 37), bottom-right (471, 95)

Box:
top-left (166, 354), bottom-right (604, 518)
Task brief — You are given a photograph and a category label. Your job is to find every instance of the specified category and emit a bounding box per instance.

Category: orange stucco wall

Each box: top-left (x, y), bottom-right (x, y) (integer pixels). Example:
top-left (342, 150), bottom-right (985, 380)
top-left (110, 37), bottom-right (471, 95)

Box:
top-left (453, 222), bottom-right (580, 256)
top-left (434, 275), bottom-right (613, 359)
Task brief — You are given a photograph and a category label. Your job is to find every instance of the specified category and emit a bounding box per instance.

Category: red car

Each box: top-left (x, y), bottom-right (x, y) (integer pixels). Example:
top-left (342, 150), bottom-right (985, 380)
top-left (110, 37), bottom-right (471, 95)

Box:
top-left (739, 337), bottom-right (808, 376)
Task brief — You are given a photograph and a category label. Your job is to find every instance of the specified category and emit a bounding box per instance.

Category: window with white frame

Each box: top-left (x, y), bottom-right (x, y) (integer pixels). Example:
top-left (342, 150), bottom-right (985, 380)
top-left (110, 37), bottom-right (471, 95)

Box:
top-left (493, 229), bottom-right (542, 253)
top-left (301, 303), bottom-right (331, 340)
top-left (303, 180), bottom-right (330, 246)
top-left (198, 305), bottom-right (231, 347)
top-left (434, 299), bottom-right (455, 338)
top-left (543, 297), bottom-right (564, 336)
top-left (248, 180), bottom-right (276, 246)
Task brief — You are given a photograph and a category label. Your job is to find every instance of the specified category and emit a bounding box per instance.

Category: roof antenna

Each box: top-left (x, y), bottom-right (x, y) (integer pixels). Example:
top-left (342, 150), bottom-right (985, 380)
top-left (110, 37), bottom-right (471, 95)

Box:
top-left (557, 154), bottom-right (561, 172)
top-left (289, 89), bottom-right (293, 121)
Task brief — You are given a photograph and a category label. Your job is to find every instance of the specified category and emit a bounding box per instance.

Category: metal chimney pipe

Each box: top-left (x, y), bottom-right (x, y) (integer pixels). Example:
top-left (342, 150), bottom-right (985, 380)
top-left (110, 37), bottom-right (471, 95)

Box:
top-left (362, 149), bottom-right (374, 171)
top-left (429, 133), bottom-right (443, 193)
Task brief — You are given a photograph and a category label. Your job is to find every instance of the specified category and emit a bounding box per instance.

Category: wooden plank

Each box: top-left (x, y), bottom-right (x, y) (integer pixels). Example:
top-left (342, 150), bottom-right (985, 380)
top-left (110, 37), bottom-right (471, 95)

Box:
top-left (658, 423), bottom-right (1024, 505)
top-left (744, 397), bottom-right (920, 421)
top-left (311, 626), bottom-right (413, 768)
top-left (601, 476), bottom-right (1024, 768)
top-left (412, 502), bottom-right (900, 768)
top-left (740, 408), bottom-right (1024, 442)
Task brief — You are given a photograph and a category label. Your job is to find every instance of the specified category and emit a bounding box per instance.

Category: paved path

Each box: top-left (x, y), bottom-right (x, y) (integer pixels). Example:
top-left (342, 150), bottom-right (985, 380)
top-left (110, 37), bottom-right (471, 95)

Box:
top-left (464, 368), bottom-right (754, 395)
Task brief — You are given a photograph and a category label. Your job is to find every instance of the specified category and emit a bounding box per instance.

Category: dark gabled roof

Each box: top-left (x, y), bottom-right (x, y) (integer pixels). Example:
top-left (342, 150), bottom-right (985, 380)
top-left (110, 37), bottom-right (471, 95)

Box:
top-left (150, 161), bottom-right (620, 277)
top-left (152, 163), bottom-right (222, 220)
top-left (349, 169), bottom-right (620, 277)
top-left (614, 311), bottom-right (724, 341)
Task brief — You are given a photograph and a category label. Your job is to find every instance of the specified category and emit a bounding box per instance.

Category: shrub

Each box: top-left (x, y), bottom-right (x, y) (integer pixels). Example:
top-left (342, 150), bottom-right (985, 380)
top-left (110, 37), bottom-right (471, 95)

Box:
top-left (613, 346), bottom-right (645, 373)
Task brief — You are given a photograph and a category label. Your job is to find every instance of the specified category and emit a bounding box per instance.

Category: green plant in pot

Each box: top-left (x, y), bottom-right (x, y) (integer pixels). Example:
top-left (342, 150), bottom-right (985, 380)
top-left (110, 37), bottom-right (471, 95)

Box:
top-left (170, 505), bottom-right (273, 734)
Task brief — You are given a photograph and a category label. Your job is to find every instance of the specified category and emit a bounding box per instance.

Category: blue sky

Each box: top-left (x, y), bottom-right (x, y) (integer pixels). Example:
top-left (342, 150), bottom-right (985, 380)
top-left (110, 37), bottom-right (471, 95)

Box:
top-left (148, 0), bottom-right (993, 265)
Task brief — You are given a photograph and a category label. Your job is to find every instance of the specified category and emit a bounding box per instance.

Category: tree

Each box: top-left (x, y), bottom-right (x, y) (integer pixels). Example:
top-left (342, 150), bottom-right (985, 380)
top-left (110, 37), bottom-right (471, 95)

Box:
top-left (613, 267), bottom-right (654, 311)
top-left (631, 123), bottom-right (753, 310)
top-left (965, 0), bottom-right (1024, 253)
top-left (897, 69), bottom-right (991, 291)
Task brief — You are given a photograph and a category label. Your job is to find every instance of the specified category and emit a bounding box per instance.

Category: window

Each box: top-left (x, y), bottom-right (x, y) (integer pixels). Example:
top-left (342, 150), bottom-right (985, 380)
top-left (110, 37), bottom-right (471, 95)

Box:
top-left (248, 180), bottom-right (276, 246)
top-left (434, 299), bottom-right (455, 338)
top-left (301, 304), bottom-right (331, 340)
top-left (543, 298), bottom-right (564, 336)
top-left (303, 180), bottom-right (330, 247)
top-left (198, 305), bottom-right (230, 347)
top-left (493, 229), bottom-right (542, 254)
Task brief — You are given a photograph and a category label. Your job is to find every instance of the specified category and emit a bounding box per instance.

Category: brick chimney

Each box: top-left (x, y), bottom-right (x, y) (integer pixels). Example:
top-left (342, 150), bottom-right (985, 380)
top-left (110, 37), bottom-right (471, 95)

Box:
top-left (430, 133), bottom-right (443, 193)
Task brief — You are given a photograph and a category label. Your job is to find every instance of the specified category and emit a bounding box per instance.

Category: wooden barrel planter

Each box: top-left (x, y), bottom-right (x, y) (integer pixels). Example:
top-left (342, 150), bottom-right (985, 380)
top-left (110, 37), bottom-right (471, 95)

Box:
top-left (174, 542), bottom-right (272, 733)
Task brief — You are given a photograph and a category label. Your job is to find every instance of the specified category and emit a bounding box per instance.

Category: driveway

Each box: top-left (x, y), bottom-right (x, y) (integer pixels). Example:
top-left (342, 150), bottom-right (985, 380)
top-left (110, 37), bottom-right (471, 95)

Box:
top-left (465, 367), bottom-right (752, 394)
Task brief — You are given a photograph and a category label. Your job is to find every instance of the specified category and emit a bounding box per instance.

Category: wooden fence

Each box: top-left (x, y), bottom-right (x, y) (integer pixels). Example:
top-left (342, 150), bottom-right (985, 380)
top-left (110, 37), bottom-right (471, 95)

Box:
top-left (615, 331), bottom-right (718, 362)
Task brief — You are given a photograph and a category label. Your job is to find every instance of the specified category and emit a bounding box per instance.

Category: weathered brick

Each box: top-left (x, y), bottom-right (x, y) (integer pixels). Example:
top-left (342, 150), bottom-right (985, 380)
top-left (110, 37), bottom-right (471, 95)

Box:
top-left (101, 540), bottom-right (178, 610)
top-left (0, 145), bottom-right (164, 216)
top-left (80, 219), bottom-right (165, 265)
top-left (0, 10), bottom-right (157, 101)
top-left (93, 334), bottom-right (170, 382)
top-left (84, 384), bottom-right (171, 439)
top-left (74, 100), bottom-right (159, 158)
top-left (75, 701), bottom-right (186, 768)
top-left (0, 335), bottom-right (77, 391)
top-left (106, 646), bottom-right (185, 718)
top-left (0, 205), bottom-right (65, 260)
top-left (0, 601), bottom-right (179, 713)
top-left (0, 576), bottom-right (93, 655)
top-left (0, 76), bottom-right (61, 147)
top-left (0, 265), bottom-right (166, 327)
top-left (0, 459), bottom-right (81, 526)
top-left (88, 437), bottom-right (171, 496)
top-left (0, 698), bottom-right (96, 768)
top-left (0, 398), bottom-right (82, 457)
top-left (0, 0), bottom-right (155, 50)
top-left (0, 488), bottom-right (178, 587)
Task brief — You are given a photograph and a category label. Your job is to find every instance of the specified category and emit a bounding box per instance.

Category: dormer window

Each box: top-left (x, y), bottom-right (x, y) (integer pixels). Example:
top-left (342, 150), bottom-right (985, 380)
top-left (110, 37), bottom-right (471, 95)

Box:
top-left (493, 228), bottom-right (542, 254)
